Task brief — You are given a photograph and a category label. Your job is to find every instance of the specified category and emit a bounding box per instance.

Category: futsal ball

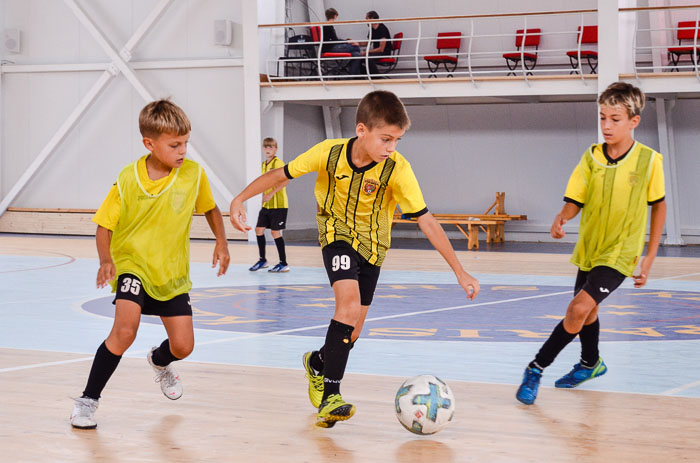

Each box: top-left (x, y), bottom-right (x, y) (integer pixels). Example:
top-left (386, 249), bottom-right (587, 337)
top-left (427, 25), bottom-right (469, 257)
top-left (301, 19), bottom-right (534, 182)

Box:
top-left (394, 374), bottom-right (455, 435)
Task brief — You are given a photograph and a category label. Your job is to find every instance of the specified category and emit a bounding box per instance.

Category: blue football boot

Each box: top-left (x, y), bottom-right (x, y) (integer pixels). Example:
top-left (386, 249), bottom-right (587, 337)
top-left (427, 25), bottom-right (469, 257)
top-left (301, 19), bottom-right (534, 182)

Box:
top-left (249, 258), bottom-right (268, 271)
top-left (516, 366), bottom-right (542, 405)
top-left (555, 358), bottom-right (607, 388)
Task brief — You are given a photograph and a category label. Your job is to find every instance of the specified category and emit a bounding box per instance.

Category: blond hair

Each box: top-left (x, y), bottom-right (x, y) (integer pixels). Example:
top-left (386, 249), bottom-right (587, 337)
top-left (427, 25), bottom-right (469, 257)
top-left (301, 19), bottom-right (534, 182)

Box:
top-left (139, 99), bottom-right (191, 138)
top-left (262, 137), bottom-right (278, 147)
top-left (598, 82), bottom-right (645, 118)
top-left (356, 90), bottom-right (411, 130)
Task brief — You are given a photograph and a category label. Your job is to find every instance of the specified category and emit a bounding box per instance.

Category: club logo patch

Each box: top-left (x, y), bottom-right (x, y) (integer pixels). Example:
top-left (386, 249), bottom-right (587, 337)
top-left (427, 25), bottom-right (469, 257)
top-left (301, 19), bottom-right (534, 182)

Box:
top-left (628, 171), bottom-right (641, 186)
top-left (170, 189), bottom-right (188, 212)
top-left (363, 179), bottom-right (380, 195)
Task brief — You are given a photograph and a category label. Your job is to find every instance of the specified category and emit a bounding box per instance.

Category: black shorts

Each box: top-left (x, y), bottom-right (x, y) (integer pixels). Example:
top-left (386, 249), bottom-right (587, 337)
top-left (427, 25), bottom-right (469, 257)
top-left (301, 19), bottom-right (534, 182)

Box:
top-left (256, 208), bottom-right (288, 230)
top-left (574, 266), bottom-right (626, 305)
top-left (113, 274), bottom-right (192, 317)
top-left (322, 241), bottom-right (381, 306)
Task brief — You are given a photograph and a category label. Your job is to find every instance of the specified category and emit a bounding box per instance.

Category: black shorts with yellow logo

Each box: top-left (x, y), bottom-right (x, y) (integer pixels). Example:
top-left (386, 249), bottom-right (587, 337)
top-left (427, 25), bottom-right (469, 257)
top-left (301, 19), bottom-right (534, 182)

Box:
top-left (113, 273), bottom-right (192, 317)
top-left (322, 241), bottom-right (381, 306)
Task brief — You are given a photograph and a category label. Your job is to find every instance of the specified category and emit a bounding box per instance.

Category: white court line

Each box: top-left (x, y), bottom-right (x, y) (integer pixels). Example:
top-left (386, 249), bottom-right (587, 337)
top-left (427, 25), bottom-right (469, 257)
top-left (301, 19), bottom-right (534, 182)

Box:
top-left (0, 346), bottom-right (155, 374)
top-left (196, 290), bottom-right (571, 347)
top-left (0, 356), bottom-right (95, 373)
top-left (0, 290), bottom-right (571, 372)
top-left (662, 380), bottom-right (700, 396)
top-left (652, 272), bottom-right (700, 281)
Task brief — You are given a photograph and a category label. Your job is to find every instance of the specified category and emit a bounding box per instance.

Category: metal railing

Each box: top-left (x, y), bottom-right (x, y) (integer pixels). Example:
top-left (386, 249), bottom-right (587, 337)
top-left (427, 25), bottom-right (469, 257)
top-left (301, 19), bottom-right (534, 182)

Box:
top-left (260, 9), bottom-right (600, 87)
top-left (629, 5), bottom-right (700, 80)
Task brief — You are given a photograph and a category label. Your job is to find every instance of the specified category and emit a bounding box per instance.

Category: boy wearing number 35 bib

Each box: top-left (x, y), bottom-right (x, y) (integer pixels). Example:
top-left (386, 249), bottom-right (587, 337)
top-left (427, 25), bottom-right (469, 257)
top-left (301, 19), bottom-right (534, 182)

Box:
top-left (70, 100), bottom-right (230, 429)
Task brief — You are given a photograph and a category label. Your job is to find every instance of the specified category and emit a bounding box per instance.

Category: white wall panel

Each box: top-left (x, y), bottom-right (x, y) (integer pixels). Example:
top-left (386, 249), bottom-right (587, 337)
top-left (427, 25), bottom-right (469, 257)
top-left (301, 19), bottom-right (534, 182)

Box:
top-left (671, 99), bottom-right (700, 235)
top-left (283, 103), bottom-right (325, 229)
top-left (1, 0), bottom-right (247, 213)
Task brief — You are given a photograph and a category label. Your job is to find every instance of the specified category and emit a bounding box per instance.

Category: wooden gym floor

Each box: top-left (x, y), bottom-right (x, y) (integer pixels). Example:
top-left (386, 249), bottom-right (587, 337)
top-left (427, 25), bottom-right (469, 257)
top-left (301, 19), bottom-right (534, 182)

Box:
top-left (1, 234), bottom-right (699, 462)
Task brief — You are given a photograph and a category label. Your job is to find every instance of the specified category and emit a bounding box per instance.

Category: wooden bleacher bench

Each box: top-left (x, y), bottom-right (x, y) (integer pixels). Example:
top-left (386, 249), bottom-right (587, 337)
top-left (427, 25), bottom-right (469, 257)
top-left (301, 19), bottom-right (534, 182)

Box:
top-left (392, 192), bottom-right (527, 250)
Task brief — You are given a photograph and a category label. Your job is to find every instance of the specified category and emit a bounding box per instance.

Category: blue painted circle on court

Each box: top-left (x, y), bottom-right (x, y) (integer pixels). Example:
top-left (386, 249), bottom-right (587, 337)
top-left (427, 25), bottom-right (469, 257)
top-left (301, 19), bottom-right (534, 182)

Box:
top-left (81, 284), bottom-right (700, 342)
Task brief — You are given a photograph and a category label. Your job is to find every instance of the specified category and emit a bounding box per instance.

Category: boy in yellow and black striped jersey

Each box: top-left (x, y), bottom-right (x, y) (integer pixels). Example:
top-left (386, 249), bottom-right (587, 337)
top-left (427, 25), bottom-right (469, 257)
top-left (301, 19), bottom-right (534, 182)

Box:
top-left (230, 90), bottom-right (480, 427)
top-left (516, 82), bottom-right (667, 405)
top-left (250, 137), bottom-right (290, 273)
top-left (70, 100), bottom-right (230, 429)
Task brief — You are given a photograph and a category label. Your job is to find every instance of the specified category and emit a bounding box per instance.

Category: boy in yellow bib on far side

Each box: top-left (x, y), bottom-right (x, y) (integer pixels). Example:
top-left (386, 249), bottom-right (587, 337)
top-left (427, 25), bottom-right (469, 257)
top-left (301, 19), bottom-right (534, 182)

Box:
top-left (70, 100), bottom-right (230, 429)
top-left (516, 82), bottom-right (666, 405)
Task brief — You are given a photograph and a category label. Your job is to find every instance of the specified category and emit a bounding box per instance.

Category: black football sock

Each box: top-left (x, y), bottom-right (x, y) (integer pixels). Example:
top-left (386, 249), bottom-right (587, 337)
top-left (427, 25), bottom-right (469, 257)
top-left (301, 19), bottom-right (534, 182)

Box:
top-left (274, 237), bottom-right (287, 266)
top-left (151, 339), bottom-right (180, 367)
top-left (310, 348), bottom-right (324, 374)
top-left (321, 319), bottom-right (354, 401)
top-left (530, 321), bottom-right (578, 370)
top-left (312, 341), bottom-right (353, 375)
top-left (578, 318), bottom-right (600, 368)
top-left (82, 341), bottom-right (122, 400)
top-left (256, 234), bottom-right (266, 260)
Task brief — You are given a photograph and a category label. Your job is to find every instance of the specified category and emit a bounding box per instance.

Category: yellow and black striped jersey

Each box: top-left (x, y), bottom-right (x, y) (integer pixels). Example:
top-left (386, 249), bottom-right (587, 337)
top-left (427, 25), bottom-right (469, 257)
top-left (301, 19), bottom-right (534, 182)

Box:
top-left (284, 137), bottom-right (427, 266)
top-left (564, 141), bottom-right (665, 276)
top-left (261, 157), bottom-right (288, 209)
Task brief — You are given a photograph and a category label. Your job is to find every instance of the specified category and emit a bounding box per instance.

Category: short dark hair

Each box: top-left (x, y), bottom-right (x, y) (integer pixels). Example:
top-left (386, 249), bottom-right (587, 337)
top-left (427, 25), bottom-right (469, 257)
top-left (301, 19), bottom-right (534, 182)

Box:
top-left (325, 8), bottom-right (338, 20)
top-left (366, 10), bottom-right (379, 20)
top-left (356, 90), bottom-right (410, 130)
top-left (598, 81), bottom-right (645, 118)
top-left (139, 99), bottom-right (191, 138)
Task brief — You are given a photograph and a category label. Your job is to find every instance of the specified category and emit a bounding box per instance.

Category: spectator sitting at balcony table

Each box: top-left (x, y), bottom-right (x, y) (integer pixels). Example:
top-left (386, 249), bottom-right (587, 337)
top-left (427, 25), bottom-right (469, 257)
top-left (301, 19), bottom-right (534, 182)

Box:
top-left (322, 8), bottom-right (363, 76)
top-left (356, 11), bottom-right (393, 75)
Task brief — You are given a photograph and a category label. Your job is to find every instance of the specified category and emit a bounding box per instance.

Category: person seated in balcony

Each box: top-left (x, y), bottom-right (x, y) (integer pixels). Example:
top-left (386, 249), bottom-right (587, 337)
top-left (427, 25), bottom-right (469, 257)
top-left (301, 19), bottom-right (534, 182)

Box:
top-left (322, 8), bottom-right (363, 76)
top-left (358, 11), bottom-right (393, 75)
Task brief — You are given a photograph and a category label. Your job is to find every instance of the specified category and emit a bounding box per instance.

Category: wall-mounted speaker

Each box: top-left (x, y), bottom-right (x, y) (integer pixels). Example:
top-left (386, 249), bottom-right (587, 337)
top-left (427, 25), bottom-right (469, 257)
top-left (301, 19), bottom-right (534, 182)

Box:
top-left (3, 28), bottom-right (21, 53)
top-left (214, 20), bottom-right (233, 46)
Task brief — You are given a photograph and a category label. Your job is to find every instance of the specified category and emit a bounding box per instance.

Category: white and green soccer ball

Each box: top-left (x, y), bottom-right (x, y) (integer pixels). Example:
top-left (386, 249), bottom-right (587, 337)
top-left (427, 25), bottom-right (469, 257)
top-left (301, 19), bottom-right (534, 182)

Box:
top-left (394, 374), bottom-right (455, 435)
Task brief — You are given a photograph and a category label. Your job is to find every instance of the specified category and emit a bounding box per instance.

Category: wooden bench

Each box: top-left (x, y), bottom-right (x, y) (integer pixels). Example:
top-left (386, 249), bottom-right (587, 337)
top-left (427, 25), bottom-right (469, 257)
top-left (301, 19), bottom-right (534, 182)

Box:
top-left (392, 192), bottom-right (527, 250)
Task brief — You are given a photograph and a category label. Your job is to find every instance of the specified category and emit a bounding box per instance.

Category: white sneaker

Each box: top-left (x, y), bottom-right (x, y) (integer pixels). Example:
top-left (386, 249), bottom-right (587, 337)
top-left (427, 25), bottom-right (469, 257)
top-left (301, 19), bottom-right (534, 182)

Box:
top-left (147, 346), bottom-right (183, 400)
top-left (70, 397), bottom-right (98, 429)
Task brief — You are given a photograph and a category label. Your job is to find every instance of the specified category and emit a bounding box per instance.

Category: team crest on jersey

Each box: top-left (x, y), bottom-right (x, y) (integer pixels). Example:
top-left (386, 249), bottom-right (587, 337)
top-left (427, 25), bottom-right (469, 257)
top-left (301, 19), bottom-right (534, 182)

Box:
top-left (628, 171), bottom-right (641, 186)
top-left (363, 179), bottom-right (380, 195)
top-left (170, 189), bottom-right (187, 212)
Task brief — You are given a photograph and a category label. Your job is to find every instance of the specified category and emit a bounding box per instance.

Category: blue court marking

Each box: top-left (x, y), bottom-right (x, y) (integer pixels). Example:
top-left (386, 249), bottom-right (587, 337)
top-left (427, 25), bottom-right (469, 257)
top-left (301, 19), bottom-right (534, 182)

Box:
top-left (82, 284), bottom-right (700, 342)
top-left (2, 254), bottom-right (700, 398)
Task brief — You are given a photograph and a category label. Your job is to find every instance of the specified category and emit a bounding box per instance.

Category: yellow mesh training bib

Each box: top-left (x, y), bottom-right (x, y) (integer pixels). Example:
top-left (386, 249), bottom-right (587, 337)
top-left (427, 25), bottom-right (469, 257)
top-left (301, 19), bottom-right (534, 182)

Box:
top-left (110, 157), bottom-right (202, 300)
top-left (571, 143), bottom-right (656, 276)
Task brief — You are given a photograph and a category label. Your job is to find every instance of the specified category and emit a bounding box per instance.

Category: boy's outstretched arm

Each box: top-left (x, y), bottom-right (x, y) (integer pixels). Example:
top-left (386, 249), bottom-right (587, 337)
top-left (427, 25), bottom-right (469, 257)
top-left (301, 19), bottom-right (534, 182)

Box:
top-left (204, 205), bottom-right (230, 276)
top-left (263, 179), bottom-right (290, 204)
top-left (416, 212), bottom-right (480, 300)
top-left (229, 167), bottom-right (288, 232)
top-left (96, 225), bottom-right (115, 288)
top-left (551, 202), bottom-right (581, 239)
top-left (633, 200), bottom-right (666, 288)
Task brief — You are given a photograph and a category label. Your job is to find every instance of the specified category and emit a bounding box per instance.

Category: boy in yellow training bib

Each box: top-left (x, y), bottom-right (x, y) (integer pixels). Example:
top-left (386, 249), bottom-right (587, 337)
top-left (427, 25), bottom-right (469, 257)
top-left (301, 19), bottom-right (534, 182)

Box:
top-left (70, 100), bottom-right (230, 429)
top-left (516, 82), bottom-right (666, 405)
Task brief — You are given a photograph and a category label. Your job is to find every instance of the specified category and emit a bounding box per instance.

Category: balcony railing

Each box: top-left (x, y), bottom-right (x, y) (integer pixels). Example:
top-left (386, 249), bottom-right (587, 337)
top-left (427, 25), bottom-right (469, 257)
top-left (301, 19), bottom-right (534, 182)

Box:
top-left (259, 5), bottom-right (700, 87)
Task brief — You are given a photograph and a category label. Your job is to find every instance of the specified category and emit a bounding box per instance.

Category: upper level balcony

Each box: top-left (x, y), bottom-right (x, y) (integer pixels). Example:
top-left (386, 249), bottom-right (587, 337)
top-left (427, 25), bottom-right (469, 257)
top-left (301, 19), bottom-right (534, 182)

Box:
top-left (259, 5), bottom-right (700, 104)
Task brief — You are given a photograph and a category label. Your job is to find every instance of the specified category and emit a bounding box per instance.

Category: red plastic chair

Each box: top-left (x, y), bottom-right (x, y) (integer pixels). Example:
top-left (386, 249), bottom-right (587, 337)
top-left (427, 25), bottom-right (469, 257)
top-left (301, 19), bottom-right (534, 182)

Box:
top-left (310, 26), bottom-right (353, 75)
top-left (668, 21), bottom-right (700, 71)
top-left (502, 29), bottom-right (541, 76)
top-left (566, 25), bottom-right (598, 74)
top-left (424, 32), bottom-right (461, 77)
top-left (376, 32), bottom-right (403, 73)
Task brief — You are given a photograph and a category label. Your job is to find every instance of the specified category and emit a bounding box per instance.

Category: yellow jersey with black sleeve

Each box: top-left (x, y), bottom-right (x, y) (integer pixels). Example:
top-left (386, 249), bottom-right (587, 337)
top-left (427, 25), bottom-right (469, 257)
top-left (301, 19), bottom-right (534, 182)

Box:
top-left (93, 155), bottom-right (213, 300)
top-left (261, 156), bottom-right (288, 209)
top-left (564, 142), bottom-right (665, 276)
top-left (284, 137), bottom-right (428, 266)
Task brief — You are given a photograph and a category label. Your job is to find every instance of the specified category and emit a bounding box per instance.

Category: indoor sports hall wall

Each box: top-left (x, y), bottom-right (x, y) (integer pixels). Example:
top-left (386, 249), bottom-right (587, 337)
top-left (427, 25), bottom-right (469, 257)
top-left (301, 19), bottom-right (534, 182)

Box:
top-left (0, 0), bottom-right (249, 211)
top-left (281, 98), bottom-right (700, 243)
